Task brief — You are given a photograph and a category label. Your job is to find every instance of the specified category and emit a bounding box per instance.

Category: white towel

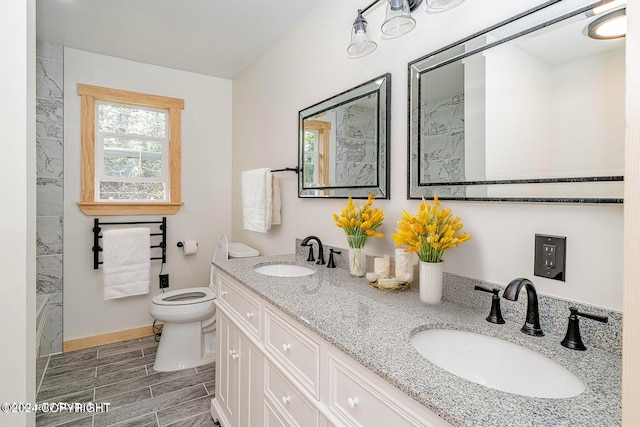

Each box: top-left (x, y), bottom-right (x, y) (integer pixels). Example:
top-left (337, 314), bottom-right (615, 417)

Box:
top-left (242, 168), bottom-right (273, 233)
top-left (271, 174), bottom-right (281, 226)
top-left (102, 227), bottom-right (151, 300)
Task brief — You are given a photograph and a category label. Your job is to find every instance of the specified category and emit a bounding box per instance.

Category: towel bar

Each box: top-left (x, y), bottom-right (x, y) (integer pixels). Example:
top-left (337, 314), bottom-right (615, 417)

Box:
top-left (271, 167), bottom-right (300, 174)
top-left (92, 217), bottom-right (167, 269)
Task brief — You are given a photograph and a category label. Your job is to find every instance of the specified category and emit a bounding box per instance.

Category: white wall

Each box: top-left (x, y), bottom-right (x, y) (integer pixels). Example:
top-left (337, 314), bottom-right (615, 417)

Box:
top-left (232, 0), bottom-right (624, 310)
top-left (0, 0), bottom-right (36, 425)
top-left (485, 44), bottom-right (553, 179)
top-left (64, 49), bottom-right (233, 340)
top-left (552, 47), bottom-right (625, 176)
top-left (484, 44), bottom-right (625, 180)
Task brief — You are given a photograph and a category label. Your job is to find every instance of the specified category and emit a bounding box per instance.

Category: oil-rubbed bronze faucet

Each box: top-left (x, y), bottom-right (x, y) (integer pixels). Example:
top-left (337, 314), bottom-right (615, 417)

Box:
top-left (561, 307), bottom-right (608, 351)
top-left (503, 278), bottom-right (544, 336)
top-left (302, 236), bottom-right (325, 265)
top-left (327, 249), bottom-right (341, 268)
top-left (474, 285), bottom-right (505, 324)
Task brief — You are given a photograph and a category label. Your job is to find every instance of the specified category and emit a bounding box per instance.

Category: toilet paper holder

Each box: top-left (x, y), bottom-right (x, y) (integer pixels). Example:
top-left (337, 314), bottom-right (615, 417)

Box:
top-left (177, 240), bottom-right (198, 256)
top-left (176, 241), bottom-right (198, 248)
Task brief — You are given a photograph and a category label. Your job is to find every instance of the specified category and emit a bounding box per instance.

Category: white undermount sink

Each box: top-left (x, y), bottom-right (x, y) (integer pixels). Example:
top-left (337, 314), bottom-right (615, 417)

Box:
top-left (410, 329), bottom-right (585, 398)
top-left (254, 263), bottom-right (316, 277)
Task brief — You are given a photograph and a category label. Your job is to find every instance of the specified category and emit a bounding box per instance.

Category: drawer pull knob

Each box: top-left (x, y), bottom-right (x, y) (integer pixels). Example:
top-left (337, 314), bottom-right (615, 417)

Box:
top-left (281, 395), bottom-right (291, 405)
top-left (246, 312), bottom-right (255, 319)
top-left (229, 350), bottom-right (239, 360)
top-left (347, 397), bottom-right (359, 409)
top-left (221, 290), bottom-right (227, 296)
top-left (282, 343), bottom-right (291, 352)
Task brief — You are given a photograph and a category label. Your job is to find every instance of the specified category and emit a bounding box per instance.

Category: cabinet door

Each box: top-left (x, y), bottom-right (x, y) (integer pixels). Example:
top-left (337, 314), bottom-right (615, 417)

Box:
top-left (216, 312), bottom-right (238, 426)
top-left (238, 330), bottom-right (264, 427)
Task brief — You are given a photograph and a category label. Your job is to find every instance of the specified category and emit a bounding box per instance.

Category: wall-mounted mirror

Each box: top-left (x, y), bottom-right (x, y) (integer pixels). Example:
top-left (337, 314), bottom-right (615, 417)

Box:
top-left (299, 74), bottom-right (390, 198)
top-left (408, 0), bottom-right (625, 202)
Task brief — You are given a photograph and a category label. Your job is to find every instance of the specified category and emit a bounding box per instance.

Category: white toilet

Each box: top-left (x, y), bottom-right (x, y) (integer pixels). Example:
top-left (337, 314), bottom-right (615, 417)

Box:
top-left (150, 238), bottom-right (258, 372)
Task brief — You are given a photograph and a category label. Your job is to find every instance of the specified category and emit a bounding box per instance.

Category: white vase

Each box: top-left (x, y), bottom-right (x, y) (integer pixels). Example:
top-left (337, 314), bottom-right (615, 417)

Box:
top-left (419, 261), bottom-right (443, 304)
top-left (349, 247), bottom-right (366, 277)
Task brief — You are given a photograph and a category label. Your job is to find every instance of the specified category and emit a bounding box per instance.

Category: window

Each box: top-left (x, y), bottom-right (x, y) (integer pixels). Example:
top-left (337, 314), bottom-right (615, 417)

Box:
top-left (304, 128), bottom-right (319, 185)
top-left (303, 120), bottom-right (331, 187)
top-left (96, 101), bottom-right (168, 201)
top-left (77, 84), bottom-right (184, 215)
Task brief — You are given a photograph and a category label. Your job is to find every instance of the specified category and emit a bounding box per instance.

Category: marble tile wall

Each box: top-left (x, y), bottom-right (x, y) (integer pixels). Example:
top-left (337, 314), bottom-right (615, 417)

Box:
top-left (36, 42), bottom-right (64, 355)
top-left (335, 103), bottom-right (377, 187)
top-left (420, 94), bottom-right (465, 197)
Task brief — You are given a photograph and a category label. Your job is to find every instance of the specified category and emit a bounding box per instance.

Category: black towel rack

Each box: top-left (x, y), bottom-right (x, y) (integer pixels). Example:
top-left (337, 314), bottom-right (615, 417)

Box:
top-left (271, 167), bottom-right (300, 174)
top-left (92, 217), bottom-right (167, 269)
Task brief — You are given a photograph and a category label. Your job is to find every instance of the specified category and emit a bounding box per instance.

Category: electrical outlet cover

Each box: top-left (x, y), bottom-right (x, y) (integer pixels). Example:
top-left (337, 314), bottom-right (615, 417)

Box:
top-left (534, 234), bottom-right (566, 281)
top-left (159, 274), bottom-right (169, 288)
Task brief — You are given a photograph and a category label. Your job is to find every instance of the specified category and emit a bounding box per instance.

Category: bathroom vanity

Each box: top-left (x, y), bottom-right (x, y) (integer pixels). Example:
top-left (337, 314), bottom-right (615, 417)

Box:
top-left (210, 254), bottom-right (621, 426)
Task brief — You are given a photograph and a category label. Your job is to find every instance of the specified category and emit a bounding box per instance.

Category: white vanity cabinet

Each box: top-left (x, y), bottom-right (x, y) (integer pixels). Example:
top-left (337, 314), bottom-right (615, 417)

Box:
top-left (214, 274), bottom-right (264, 427)
top-left (211, 270), bottom-right (451, 427)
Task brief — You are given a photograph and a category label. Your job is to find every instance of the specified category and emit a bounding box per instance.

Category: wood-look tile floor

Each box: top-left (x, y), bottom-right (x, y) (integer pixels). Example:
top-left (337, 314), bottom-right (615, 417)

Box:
top-left (35, 336), bottom-right (219, 427)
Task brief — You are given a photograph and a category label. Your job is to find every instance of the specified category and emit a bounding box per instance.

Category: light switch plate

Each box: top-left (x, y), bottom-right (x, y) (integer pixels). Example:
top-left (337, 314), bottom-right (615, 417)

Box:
top-left (534, 234), bottom-right (566, 281)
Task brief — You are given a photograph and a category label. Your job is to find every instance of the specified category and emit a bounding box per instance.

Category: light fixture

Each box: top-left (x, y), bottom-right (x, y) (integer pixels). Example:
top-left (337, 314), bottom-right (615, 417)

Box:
top-left (425, 0), bottom-right (466, 14)
top-left (381, 0), bottom-right (416, 37)
top-left (348, 10), bottom-right (378, 58)
top-left (591, 0), bottom-right (626, 16)
top-left (587, 8), bottom-right (626, 39)
top-left (348, 0), bottom-right (423, 58)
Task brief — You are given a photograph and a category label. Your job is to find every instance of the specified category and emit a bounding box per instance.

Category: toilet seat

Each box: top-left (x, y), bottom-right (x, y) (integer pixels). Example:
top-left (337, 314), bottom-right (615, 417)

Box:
top-left (152, 287), bottom-right (215, 306)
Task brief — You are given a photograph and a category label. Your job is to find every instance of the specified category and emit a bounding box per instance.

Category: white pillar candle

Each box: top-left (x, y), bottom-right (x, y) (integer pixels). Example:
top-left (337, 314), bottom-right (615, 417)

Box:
top-left (374, 256), bottom-right (390, 279)
top-left (395, 248), bottom-right (413, 283)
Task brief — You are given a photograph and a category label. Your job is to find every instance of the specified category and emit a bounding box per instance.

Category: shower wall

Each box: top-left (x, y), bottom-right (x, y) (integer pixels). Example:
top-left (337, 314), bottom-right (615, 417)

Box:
top-left (36, 42), bottom-right (64, 355)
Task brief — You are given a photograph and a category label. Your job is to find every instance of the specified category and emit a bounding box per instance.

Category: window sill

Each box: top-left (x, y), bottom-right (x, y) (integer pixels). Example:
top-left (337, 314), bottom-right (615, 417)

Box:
top-left (78, 202), bottom-right (183, 216)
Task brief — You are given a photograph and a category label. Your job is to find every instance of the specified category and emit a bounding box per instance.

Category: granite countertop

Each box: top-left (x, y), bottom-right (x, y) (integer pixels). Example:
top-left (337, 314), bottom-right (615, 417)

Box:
top-left (214, 254), bottom-right (621, 427)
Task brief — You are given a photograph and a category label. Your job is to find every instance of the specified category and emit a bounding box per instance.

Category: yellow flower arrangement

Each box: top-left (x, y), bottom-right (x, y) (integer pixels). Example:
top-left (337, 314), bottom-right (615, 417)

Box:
top-left (392, 196), bottom-right (470, 263)
top-left (333, 194), bottom-right (384, 248)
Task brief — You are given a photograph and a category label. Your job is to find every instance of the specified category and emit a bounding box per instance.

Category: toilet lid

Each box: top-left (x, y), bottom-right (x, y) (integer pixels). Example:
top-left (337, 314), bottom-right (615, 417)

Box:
top-left (152, 287), bottom-right (216, 306)
top-left (228, 242), bottom-right (259, 258)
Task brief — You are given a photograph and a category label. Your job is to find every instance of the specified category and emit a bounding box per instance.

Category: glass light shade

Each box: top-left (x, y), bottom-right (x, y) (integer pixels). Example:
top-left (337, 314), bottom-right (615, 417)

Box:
top-left (348, 10), bottom-right (377, 57)
top-left (381, 0), bottom-right (416, 37)
top-left (425, 0), bottom-right (466, 13)
top-left (587, 8), bottom-right (627, 39)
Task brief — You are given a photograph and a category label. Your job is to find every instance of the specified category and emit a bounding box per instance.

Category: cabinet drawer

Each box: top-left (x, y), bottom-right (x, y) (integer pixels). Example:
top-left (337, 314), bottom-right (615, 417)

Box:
top-left (329, 355), bottom-right (432, 427)
top-left (265, 362), bottom-right (318, 427)
top-left (264, 399), bottom-right (288, 427)
top-left (264, 308), bottom-right (320, 399)
top-left (217, 273), bottom-right (261, 339)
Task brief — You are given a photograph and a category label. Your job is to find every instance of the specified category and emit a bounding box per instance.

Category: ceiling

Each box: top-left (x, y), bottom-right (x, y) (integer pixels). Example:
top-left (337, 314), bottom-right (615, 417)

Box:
top-left (36, 0), bottom-right (321, 79)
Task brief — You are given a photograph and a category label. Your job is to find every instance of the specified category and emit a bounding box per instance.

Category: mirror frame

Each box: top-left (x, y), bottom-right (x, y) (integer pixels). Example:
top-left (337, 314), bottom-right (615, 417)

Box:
top-left (298, 73), bottom-right (391, 199)
top-left (407, 0), bottom-right (624, 203)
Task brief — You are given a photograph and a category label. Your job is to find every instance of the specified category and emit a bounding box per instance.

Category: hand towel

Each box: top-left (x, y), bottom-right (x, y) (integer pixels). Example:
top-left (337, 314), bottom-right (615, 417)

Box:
top-left (271, 174), bottom-right (281, 226)
top-left (242, 168), bottom-right (273, 233)
top-left (102, 227), bottom-right (151, 300)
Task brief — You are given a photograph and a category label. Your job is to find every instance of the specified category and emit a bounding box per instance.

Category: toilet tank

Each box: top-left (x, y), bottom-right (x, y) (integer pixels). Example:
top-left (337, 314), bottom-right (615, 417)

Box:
top-left (228, 242), bottom-right (259, 258)
top-left (209, 241), bottom-right (259, 289)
